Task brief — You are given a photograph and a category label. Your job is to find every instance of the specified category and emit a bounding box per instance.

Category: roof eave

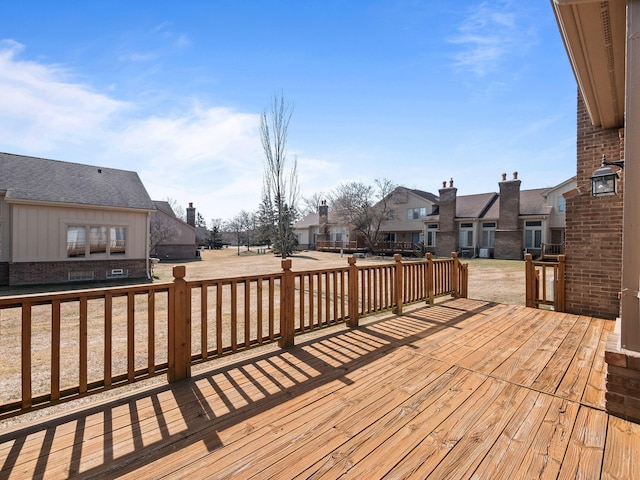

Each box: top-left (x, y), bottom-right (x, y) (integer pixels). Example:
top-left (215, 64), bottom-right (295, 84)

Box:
top-left (552, 0), bottom-right (626, 128)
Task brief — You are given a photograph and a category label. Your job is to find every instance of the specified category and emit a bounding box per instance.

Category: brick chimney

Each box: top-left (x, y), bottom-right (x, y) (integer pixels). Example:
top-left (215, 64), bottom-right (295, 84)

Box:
top-left (494, 172), bottom-right (522, 259)
top-left (318, 200), bottom-right (329, 241)
top-left (435, 179), bottom-right (458, 257)
top-left (186, 202), bottom-right (196, 227)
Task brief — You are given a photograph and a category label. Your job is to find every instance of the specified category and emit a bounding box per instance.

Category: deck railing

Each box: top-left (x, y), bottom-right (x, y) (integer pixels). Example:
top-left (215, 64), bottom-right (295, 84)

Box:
top-left (524, 253), bottom-right (565, 311)
top-left (0, 253), bottom-right (467, 419)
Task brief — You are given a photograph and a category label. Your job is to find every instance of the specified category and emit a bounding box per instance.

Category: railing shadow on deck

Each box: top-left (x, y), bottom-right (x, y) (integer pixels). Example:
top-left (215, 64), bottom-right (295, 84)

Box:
top-left (0, 253), bottom-right (468, 421)
top-left (0, 298), bottom-right (497, 479)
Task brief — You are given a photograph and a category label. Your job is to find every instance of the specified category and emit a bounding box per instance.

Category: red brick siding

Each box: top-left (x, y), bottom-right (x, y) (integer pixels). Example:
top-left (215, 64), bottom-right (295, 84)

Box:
top-left (564, 93), bottom-right (623, 319)
top-left (8, 259), bottom-right (148, 286)
top-left (605, 334), bottom-right (640, 423)
top-left (0, 262), bottom-right (8, 286)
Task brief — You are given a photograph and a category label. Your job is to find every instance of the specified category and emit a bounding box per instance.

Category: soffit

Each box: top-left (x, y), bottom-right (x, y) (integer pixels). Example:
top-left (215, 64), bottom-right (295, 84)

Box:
top-left (552, 0), bottom-right (626, 128)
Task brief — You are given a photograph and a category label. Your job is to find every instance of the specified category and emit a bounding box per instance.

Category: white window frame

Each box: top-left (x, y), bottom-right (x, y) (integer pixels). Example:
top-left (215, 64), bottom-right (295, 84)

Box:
top-left (67, 225), bottom-right (128, 258)
top-left (459, 223), bottom-right (474, 248)
top-left (524, 220), bottom-right (543, 249)
top-left (481, 222), bottom-right (496, 248)
top-left (407, 207), bottom-right (427, 220)
top-left (558, 197), bottom-right (566, 213)
top-left (426, 224), bottom-right (438, 247)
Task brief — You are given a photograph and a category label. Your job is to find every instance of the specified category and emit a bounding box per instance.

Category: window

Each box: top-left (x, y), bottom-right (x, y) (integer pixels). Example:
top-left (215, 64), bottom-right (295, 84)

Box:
top-left (110, 227), bottom-right (126, 255)
top-left (426, 224), bottom-right (437, 247)
top-left (384, 233), bottom-right (396, 243)
top-left (459, 223), bottom-right (473, 248)
top-left (558, 197), bottom-right (566, 213)
top-left (90, 226), bottom-right (108, 254)
top-left (481, 222), bottom-right (496, 248)
top-left (67, 226), bottom-right (86, 257)
top-left (525, 221), bottom-right (542, 249)
top-left (407, 207), bottom-right (426, 220)
top-left (67, 225), bottom-right (126, 257)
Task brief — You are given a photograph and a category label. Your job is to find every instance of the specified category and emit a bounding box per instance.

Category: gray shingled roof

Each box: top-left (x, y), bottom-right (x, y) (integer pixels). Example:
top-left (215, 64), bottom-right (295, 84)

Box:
top-left (153, 200), bottom-right (176, 217)
top-left (409, 188), bottom-right (439, 203)
top-left (456, 192), bottom-right (498, 219)
top-left (0, 152), bottom-right (155, 210)
top-left (519, 188), bottom-right (552, 216)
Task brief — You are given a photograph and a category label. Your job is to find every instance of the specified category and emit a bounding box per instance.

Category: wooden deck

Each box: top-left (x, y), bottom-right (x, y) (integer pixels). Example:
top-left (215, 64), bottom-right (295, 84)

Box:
top-left (1, 299), bottom-right (638, 479)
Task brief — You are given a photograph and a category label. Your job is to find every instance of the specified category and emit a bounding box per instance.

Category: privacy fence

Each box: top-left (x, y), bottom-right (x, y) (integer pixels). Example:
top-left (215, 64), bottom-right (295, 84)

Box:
top-left (0, 253), bottom-right (467, 419)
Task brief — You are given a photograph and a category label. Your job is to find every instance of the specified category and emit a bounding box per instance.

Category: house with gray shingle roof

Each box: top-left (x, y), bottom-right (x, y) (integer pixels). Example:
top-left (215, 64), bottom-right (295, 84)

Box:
top-left (428, 173), bottom-right (576, 259)
top-left (377, 187), bottom-right (439, 246)
top-left (0, 152), bottom-right (156, 286)
top-left (150, 200), bottom-right (198, 260)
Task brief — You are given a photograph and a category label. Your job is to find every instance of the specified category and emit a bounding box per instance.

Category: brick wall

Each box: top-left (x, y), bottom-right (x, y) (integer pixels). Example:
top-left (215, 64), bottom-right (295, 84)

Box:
top-left (435, 183), bottom-right (457, 257)
top-left (154, 244), bottom-right (198, 260)
top-left (0, 262), bottom-right (8, 286)
top-left (494, 230), bottom-right (522, 260)
top-left (564, 93), bottom-right (623, 319)
top-left (605, 335), bottom-right (640, 423)
top-left (494, 174), bottom-right (523, 259)
top-left (9, 259), bottom-right (148, 286)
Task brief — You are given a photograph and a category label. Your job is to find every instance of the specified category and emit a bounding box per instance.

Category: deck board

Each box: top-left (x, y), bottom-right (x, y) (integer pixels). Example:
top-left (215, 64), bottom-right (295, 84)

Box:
top-left (0, 300), bottom-right (635, 479)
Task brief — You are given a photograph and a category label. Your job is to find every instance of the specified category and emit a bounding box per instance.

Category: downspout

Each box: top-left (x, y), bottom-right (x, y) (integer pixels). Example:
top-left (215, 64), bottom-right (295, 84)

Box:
top-left (146, 211), bottom-right (151, 280)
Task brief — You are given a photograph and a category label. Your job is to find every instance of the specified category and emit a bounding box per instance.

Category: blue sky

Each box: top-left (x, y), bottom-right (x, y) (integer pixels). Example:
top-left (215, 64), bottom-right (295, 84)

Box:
top-left (0, 1), bottom-right (577, 222)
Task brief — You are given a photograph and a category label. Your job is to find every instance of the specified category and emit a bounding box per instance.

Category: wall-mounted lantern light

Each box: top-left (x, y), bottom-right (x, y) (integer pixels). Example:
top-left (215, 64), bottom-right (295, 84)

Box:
top-left (591, 154), bottom-right (625, 196)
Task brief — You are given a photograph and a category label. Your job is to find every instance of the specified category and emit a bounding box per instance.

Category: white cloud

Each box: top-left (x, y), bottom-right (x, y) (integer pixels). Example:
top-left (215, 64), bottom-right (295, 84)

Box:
top-left (0, 40), bottom-right (128, 150)
top-left (0, 40), bottom-right (268, 220)
top-left (449, 2), bottom-right (535, 77)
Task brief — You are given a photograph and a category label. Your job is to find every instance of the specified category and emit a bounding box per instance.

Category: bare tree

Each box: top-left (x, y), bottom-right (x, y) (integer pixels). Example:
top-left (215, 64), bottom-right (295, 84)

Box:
top-left (164, 197), bottom-right (186, 221)
top-left (260, 92), bottom-right (299, 258)
top-left (300, 192), bottom-right (326, 217)
top-left (226, 210), bottom-right (252, 256)
top-left (331, 178), bottom-right (397, 253)
top-left (149, 218), bottom-right (179, 253)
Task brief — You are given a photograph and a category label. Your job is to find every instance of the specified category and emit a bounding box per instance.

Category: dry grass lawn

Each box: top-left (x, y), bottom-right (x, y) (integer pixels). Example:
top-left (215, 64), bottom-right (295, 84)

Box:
top-left (153, 248), bottom-right (526, 306)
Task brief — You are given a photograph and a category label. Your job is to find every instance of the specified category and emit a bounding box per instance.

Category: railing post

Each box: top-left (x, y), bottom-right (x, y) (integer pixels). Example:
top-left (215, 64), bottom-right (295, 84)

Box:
top-left (524, 253), bottom-right (535, 308)
top-left (393, 254), bottom-right (404, 314)
top-left (459, 263), bottom-right (469, 298)
top-left (347, 256), bottom-right (359, 327)
top-left (168, 266), bottom-right (191, 382)
top-left (556, 254), bottom-right (566, 312)
top-left (451, 252), bottom-right (460, 298)
top-left (279, 259), bottom-right (295, 348)
top-left (426, 252), bottom-right (435, 306)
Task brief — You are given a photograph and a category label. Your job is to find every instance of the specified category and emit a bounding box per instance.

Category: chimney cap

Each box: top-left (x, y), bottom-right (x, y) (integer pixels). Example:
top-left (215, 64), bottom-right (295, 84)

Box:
top-left (188, 202), bottom-right (194, 208)
top-left (513, 171), bottom-right (518, 180)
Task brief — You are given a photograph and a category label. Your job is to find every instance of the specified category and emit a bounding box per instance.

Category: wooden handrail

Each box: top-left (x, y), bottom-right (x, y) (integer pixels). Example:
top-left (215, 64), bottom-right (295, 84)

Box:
top-left (0, 253), bottom-right (468, 419)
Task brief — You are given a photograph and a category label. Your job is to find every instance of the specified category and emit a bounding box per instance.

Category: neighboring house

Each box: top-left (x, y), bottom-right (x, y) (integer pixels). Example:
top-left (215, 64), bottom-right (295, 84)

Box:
top-left (552, 0), bottom-right (640, 422)
top-left (0, 152), bottom-right (155, 286)
top-left (378, 187), bottom-right (439, 246)
top-left (150, 201), bottom-right (198, 260)
top-left (293, 201), bottom-right (354, 251)
top-left (425, 174), bottom-right (576, 260)
top-left (300, 177), bottom-right (575, 259)
top-left (293, 212), bottom-right (321, 250)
